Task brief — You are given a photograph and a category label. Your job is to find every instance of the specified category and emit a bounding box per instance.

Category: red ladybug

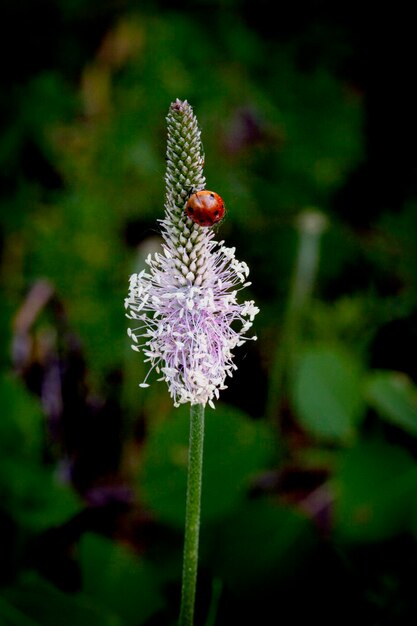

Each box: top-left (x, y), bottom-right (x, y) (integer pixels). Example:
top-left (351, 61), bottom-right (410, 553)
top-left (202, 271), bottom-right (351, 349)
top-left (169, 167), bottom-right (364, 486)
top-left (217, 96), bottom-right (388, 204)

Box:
top-left (185, 190), bottom-right (225, 227)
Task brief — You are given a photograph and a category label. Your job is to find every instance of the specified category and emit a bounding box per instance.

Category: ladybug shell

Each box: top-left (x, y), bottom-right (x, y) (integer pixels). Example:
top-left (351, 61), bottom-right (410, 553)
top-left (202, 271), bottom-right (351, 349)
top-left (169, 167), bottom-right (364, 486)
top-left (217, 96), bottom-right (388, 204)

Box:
top-left (185, 190), bottom-right (225, 227)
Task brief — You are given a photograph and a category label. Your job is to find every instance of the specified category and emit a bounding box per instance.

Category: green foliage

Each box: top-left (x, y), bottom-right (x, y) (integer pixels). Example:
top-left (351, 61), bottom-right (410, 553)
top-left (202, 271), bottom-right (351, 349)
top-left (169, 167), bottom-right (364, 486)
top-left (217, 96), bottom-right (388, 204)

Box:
top-left (0, 374), bottom-right (81, 531)
top-left (333, 440), bottom-right (417, 542)
top-left (0, 458), bottom-right (81, 532)
top-left (290, 346), bottom-right (365, 443)
top-left (0, 573), bottom-right (122, 626)
top-left (79, 533), bottom-right (163, 625)
top-left (365, 370), bottom-right (417, 436)
top-left (208, 497), bottom-right (317, 594)
top-left (0, 374), bottom-right (44, 461)
top-left (139, 404), bottom-right (275, 527)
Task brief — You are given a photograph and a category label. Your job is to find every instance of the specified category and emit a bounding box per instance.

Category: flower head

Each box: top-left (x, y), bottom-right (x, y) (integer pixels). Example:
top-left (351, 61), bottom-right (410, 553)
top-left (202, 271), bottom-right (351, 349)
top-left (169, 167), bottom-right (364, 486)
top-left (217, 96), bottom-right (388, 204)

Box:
top-left (125, 99), bottom-right (259, 408)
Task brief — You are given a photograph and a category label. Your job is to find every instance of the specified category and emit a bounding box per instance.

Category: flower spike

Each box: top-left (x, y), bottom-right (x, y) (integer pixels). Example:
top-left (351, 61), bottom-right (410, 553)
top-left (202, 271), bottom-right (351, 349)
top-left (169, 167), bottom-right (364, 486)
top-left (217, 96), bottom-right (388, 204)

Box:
top-left (125, 99), bottom-right (259, 408)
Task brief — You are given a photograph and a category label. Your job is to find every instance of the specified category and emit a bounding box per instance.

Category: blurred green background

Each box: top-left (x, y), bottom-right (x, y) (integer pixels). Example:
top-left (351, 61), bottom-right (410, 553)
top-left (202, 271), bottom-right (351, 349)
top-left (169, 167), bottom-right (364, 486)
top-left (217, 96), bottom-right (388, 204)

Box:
top-left (2, 1), bottom-right (417, 624)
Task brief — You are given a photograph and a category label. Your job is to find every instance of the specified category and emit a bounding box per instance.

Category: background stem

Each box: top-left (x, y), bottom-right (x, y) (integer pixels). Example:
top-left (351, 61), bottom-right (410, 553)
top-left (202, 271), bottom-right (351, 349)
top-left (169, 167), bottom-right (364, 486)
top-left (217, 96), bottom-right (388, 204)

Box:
top-left (266, 209), bottom-right (328, 424)
top-left (179, 403), bottom-right (205, 626)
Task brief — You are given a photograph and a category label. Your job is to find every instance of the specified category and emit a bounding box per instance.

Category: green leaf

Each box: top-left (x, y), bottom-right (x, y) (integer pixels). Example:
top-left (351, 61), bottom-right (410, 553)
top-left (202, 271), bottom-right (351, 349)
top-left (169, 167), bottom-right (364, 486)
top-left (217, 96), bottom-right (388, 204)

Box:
top-left (0, 373), bottom-right (44, 461)
top-left (0, 457), bottom-right (81, 531)
top-left (0, 596), bottom-right (41, 626)
top-left (79, 533), bottom-right (163, 626)
top-left (333, 440), bottom-right (417, 542)
top-left (208, 498), bottom-right (317, 595)
top-left (291, 346), bottom-right (365, 443)
top-left (1, 573), bottom-right (122, 626)
top-left (0, 373), bottom-right (79, 534)
top-left (365, 370), bottom-right (417, 436)
top-left (139, 404), bottom-right (275, 527)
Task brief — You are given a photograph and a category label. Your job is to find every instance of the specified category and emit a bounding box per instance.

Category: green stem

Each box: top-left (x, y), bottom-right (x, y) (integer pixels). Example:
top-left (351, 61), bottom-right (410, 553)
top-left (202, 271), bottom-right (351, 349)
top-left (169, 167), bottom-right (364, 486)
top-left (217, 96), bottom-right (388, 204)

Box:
top-left (266, 209), bottom-right (327, 424)
top-left (204, 577), bottom-right (223, 626)
top-left (179, 403), bottom-right (205, 626)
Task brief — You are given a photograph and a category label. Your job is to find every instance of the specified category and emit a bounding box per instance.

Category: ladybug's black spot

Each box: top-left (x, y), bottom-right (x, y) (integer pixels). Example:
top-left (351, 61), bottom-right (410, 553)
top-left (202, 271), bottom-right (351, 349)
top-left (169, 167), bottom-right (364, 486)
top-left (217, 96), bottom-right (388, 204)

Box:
top-left (188, 207), bottom-right (194, 213)
top-left (209, 193), bottom-right (214, 197)
top-left (214, 210), bottom-right (219, 216)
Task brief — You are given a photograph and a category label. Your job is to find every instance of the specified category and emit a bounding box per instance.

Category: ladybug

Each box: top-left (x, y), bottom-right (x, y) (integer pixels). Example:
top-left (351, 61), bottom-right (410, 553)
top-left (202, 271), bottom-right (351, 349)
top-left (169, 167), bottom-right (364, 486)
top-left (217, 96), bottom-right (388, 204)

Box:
top-left (185, 190), bottom-right (225, 227)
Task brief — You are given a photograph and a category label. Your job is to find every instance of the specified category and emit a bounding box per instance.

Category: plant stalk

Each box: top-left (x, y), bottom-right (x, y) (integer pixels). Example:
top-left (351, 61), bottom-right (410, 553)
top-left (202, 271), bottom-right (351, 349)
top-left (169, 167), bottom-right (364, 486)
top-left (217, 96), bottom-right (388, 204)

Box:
top-left (179, 403), bottom-right (205, 626)
top-left (266, 209), bottom-right (328, 423)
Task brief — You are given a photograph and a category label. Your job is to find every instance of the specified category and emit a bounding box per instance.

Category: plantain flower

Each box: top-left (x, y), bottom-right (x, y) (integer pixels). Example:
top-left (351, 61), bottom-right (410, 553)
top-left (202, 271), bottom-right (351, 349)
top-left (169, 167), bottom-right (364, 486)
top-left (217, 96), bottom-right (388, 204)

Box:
top-left (125, 99), bottom-right (259, 409)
